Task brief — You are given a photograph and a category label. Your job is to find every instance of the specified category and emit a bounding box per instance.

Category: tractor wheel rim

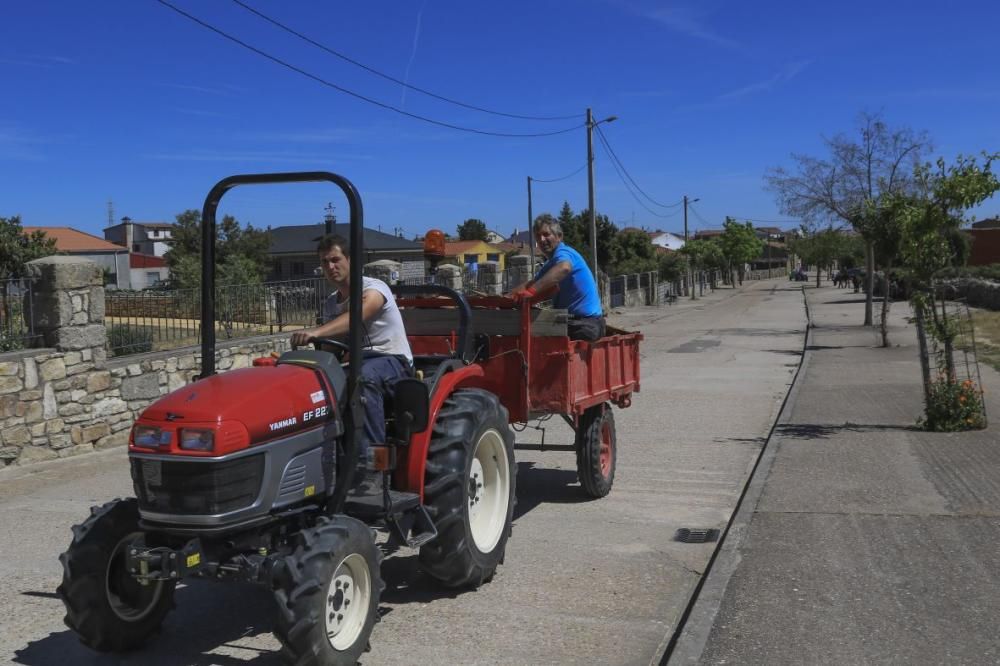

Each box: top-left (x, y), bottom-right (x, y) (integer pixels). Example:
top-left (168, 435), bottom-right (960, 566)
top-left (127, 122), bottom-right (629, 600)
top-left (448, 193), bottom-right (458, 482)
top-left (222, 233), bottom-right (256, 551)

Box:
top-left (469, 429), bottom-right (509, 553)
top-left (326, 553), bottom-right (371, 651)
top-left (106, 533), bottom-right (165, 622)
top-left (599, 420), bottom-right (613, 477)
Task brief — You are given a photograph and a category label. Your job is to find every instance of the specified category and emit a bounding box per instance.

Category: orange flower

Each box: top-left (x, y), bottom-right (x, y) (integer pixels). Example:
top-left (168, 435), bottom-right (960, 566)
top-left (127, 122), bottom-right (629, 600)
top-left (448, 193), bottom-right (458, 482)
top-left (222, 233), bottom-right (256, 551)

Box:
top-left (959, 395), bottom-right (967, 403)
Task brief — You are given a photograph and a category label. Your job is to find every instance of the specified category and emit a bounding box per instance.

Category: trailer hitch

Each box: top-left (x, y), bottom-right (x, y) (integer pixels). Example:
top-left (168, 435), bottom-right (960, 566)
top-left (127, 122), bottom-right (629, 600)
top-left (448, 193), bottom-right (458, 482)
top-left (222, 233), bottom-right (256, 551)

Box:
top-left (125, 537), bottom-right (205, 585)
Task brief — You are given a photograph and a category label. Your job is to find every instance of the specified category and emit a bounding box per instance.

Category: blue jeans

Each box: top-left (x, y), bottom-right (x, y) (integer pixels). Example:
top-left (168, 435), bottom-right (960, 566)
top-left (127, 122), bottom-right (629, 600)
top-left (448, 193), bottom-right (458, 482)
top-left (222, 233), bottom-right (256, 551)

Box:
top-left (357, 353), bottom-right (410, 467)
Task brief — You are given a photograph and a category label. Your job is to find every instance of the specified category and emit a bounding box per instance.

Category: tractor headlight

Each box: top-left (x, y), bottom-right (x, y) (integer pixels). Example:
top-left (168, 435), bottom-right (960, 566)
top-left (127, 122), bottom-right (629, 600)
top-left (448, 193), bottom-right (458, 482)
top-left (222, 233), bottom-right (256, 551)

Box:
top-left (133, 425), bottom-right (171, 448)
top-left (179, 428), bottom-right (214, 452)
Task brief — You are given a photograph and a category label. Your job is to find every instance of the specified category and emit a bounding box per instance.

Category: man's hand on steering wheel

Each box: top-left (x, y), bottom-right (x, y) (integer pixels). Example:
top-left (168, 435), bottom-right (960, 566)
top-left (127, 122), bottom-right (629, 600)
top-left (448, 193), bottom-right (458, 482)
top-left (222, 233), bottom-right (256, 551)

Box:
top-left (290, 328), bottom-right (315, 349)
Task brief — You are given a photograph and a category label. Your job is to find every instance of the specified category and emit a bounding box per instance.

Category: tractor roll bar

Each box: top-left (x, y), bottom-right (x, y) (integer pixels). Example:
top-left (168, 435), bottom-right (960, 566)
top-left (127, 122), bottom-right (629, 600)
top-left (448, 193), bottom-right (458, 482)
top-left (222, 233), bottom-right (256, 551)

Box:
top-left (198, 171), bottom-right (364, 514)
top-left (392, 284), bottom-right (473, 363)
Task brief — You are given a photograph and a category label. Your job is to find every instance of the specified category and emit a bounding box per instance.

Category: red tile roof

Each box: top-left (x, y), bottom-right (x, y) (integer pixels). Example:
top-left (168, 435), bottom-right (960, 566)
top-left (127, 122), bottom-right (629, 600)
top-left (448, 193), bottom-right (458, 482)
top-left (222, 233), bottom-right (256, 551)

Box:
top-left (23, 226), bottom-right (126, 253)
top-left (130, 253), bottom-right (167, 268)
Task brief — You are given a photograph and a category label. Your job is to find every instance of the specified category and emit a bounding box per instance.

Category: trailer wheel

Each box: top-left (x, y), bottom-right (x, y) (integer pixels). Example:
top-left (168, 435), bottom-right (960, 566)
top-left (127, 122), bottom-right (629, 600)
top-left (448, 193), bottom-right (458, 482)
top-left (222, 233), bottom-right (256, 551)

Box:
top-left (576, 403), bottom-right (617, 498)
top-left (57, 498), bottom-right (175, 652)
top-left (272, 516), bottom-right (382, 666)
top-left (420, 388), bottom-right (516, 588)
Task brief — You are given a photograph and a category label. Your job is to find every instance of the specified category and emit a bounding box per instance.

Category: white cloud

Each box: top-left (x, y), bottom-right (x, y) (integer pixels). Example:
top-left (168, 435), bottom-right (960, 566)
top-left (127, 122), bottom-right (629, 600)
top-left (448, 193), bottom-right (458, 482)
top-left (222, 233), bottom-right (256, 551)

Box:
top-left (643, 7), bottom-right (738, 49)
top-left (717, 60), bottom-right (812, 101)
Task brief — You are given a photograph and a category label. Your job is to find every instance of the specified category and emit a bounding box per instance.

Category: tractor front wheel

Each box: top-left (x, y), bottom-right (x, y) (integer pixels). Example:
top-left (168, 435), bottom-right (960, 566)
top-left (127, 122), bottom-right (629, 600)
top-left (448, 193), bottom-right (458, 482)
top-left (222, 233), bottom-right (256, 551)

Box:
top-left (575, 403), bottom-right (617, 498)
top-left (272, 515), bottom-right (382, 666)
top-left (420, 389), bottom-right (516, 588)
top-left (57, 498), bottom-right (176, 652)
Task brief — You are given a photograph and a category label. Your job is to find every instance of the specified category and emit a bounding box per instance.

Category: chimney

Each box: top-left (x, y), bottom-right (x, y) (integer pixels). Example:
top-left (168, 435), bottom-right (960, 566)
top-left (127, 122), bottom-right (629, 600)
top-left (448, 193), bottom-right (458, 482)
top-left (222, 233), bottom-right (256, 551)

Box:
top-left (121, 216), bottom-right (133, 252)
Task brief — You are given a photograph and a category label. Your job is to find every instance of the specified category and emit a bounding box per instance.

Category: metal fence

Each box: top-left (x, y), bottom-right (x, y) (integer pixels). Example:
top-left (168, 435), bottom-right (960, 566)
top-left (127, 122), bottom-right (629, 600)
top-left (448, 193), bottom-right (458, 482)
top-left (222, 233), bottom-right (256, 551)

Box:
top-left (0, 277), bottom-right (40, 351)
top-left (105, 278), bottom-right (326, 357)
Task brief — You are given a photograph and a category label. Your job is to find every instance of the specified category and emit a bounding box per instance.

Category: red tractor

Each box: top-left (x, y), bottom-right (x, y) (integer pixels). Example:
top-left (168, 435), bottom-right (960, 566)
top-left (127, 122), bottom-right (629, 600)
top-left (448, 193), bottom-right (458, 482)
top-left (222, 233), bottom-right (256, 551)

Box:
top-left (57, 172), bottom-right (641, 665)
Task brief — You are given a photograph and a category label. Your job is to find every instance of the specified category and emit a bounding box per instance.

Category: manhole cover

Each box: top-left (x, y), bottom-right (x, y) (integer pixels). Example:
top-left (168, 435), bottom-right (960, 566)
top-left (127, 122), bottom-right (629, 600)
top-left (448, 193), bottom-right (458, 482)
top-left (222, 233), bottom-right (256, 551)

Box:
top-left (674, 528), bottom-right (719, 544)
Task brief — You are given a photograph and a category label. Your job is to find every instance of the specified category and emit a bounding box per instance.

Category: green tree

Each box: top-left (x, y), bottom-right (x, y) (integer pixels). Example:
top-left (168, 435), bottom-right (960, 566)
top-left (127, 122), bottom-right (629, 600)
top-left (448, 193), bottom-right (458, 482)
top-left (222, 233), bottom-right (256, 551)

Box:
top-left (895, 153), bottom-right (1000, 422)
top-left (457, 218), bottom-right (489, 241)
top-left (164, 209), bottom-right (271, 289)
top-left (789, 226), bottom-right (846, 287)
top-left (657, 252), bottom-right (686, 282)
top-left (719, 218), bottom-right (765, 285)
top-left (609, 229), bottom-right (658, 276)
top-left (1, 216), bottom-right (57, 349)
top-left (766, 111), bottom-right (930, 325)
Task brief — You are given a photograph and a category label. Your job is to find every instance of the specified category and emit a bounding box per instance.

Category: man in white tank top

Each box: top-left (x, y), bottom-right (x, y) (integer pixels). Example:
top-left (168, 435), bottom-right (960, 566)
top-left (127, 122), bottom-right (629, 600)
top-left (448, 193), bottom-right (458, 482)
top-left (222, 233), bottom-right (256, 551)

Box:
top-left (291, 235), bottom-right (412, 485)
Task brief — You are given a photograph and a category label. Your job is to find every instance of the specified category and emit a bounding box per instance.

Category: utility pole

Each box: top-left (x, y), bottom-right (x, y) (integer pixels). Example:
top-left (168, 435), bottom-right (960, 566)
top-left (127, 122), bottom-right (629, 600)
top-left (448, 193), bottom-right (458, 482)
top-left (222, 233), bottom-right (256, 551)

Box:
top-left (586, 108), bottom-right (618, 279)
top-left (684, 195), bottom-right (697, 300)
top-left (526, 176), bottom-right (535, 269)
top-left (586, 108), bottom-right (598, 278)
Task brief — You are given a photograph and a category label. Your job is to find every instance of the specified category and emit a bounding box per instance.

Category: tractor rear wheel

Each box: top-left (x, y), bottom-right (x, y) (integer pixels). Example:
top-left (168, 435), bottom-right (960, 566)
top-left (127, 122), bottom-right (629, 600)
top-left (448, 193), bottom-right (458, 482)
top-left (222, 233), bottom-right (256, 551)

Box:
top-left (57, 498), bottom-right (176, 652)
top-left (575, 403), bottom-right (617, 498)
top-left (420, 388), bottom-right (516, 588)
top-left (272, 515), bottom-right (382, 666)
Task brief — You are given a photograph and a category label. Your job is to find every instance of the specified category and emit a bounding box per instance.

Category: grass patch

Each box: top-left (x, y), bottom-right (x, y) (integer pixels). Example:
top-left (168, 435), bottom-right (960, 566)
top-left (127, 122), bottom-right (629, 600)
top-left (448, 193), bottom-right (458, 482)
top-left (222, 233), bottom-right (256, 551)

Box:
top-left (970, 310), bottom-right (1000, 373)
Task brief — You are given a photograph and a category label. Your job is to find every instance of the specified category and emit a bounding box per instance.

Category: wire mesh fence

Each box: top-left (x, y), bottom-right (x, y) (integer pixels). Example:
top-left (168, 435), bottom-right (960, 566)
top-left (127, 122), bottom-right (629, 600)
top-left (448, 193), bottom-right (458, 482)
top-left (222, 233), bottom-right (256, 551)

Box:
top-left (105, 278), bottom-right (326, 357)
top-left (0, 277), bottom-right (40, 351)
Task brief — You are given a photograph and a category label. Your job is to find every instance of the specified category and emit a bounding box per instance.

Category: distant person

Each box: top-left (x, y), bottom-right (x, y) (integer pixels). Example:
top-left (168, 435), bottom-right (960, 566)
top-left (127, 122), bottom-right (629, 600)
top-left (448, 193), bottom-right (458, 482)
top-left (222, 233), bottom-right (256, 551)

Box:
top-left (508, 218), bottom-right (605, 341)
top-left (291, 234), bottom-right (412, 490)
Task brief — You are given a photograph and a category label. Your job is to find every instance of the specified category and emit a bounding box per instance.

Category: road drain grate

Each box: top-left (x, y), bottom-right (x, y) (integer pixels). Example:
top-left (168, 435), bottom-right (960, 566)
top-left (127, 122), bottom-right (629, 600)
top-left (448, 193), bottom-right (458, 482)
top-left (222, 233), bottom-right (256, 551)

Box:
top-left (674, 528), bottom-right (719, 544)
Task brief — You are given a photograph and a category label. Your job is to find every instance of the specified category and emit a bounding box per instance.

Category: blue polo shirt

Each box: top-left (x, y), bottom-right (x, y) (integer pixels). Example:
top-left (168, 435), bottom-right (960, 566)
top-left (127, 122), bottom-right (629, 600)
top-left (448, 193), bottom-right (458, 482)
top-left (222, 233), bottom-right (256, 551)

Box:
top-left (535, 242), bottom-right (603, 318)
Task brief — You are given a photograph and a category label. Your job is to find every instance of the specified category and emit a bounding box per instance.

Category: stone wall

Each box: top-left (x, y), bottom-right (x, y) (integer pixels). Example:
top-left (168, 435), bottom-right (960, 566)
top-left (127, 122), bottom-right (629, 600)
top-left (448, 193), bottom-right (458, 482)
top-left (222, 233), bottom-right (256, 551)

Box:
top-left (0, 257), bottom-right (290, 468)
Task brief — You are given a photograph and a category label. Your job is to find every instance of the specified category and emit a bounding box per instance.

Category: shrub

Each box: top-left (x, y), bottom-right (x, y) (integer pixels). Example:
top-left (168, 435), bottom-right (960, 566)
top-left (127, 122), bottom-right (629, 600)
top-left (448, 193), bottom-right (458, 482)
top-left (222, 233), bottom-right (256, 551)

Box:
top-left (920, 378), bottom-right (987, 431)
top-left (108, 325), bottom-right (154, 357)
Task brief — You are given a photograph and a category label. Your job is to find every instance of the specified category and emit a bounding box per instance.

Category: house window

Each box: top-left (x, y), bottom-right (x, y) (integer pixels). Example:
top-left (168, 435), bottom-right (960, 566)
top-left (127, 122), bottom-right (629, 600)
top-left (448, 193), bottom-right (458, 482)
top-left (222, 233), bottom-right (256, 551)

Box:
top-left (132, 243), bottom-right (141, 252)
top-left (463, 254), bottom-right (478, 265)
top-left (486, 253), bottom-right (500, 262)
top-left (146, 272), bottom-right (161, 286)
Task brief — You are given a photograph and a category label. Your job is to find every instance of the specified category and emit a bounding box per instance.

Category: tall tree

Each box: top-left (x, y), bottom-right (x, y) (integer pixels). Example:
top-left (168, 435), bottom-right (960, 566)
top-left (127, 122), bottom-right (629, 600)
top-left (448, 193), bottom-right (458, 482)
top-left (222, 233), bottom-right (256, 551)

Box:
top-left (164, 209), bottom-right (271, 289)
top-left (896, 153), bottom-right (1000, 418)
top-left (765, 111), bottom-right (929, 325)
top-left (456, 218), bottom-right (489, 241)
top-left (718, 218), bottom-right (765, 285)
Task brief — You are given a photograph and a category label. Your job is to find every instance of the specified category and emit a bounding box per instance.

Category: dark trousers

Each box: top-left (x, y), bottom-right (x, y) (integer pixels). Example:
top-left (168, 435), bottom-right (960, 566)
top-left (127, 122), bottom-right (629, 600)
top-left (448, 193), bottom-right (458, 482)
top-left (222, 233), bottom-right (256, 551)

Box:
top-left (568, 316), bottom-right (606, 341)
top-left (357, 354), bottom-right (410, 466)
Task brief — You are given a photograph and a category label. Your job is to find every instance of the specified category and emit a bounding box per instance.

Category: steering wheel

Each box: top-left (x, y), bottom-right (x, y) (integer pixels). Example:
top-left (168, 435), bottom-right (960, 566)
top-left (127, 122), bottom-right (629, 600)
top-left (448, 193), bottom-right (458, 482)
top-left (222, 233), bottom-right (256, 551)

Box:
top-left (309, 337), bottom-right (351, 357)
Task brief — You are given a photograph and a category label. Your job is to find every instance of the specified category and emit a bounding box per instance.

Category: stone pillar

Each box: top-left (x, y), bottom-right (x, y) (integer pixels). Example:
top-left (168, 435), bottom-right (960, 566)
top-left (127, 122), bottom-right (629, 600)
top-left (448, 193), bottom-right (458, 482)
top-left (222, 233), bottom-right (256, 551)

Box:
top-left (26, 256), bottom-right (107, 367)
top-left (507, 254), bottom-right (532, 289)
top-left (477, 261), bottom-right (503, 295)
top-left (434, 264), bottom-right (463, 291)
top-left (363, 259), bottom-right (401, 285)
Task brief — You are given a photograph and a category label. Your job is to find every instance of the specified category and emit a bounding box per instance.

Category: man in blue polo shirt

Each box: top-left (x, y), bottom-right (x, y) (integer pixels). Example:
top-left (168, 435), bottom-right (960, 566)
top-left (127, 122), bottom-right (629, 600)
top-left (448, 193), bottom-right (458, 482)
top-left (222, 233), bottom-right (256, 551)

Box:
top-left (509, 217), bottom-right (606, 340)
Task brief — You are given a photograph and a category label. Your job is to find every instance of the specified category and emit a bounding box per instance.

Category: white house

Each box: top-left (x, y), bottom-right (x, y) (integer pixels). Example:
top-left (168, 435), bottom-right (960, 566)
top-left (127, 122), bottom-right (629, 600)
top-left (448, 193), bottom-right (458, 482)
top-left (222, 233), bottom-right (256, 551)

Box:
top-left (648, 230), bottom-right (686, 251)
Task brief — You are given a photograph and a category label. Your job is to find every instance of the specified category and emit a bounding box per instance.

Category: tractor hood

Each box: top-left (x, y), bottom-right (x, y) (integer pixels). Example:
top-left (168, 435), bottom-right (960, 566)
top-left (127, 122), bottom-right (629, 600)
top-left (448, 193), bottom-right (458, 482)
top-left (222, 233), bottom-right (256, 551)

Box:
top-left (134, 364), bottom-right (338, 455)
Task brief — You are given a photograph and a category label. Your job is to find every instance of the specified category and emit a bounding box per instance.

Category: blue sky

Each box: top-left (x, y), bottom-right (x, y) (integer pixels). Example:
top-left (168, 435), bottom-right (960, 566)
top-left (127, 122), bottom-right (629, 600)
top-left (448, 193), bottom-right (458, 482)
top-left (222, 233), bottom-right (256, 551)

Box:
top-left (2, 0), bottom-right (999, 241)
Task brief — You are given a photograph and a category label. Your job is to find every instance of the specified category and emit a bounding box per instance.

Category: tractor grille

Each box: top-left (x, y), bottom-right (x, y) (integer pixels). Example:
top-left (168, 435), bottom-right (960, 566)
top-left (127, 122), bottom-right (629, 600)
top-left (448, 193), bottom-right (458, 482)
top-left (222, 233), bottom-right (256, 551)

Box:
top-left (131, 454), bottom-right (265, 516)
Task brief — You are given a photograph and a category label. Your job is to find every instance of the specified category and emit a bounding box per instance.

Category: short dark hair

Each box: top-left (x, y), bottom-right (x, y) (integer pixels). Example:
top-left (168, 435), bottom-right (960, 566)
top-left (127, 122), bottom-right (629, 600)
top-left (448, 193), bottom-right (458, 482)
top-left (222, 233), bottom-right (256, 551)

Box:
top-left (317, 234), bottom-right (349, 256)
top-left (533, 216), bottom-right (563, 238)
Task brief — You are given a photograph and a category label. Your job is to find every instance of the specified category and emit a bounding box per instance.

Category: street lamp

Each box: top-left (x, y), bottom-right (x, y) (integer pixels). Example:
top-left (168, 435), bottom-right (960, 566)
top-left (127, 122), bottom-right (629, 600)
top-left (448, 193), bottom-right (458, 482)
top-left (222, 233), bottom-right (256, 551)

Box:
top-left (587, 108), bottom-right (617, 278)
top-left (684, 196), bottom-right (699, 299)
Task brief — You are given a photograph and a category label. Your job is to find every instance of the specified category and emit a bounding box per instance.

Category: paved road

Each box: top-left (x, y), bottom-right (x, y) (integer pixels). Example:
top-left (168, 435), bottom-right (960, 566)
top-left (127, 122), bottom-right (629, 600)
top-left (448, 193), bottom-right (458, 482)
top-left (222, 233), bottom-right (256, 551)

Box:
top-left (0, 279), bottom-right (806, 666)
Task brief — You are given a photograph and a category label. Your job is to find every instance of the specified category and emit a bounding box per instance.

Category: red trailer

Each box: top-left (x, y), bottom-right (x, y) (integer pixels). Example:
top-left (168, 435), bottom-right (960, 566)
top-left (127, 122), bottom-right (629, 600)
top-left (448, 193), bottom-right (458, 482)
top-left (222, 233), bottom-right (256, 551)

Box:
top-left (397, 291), bottom-right (642, 498)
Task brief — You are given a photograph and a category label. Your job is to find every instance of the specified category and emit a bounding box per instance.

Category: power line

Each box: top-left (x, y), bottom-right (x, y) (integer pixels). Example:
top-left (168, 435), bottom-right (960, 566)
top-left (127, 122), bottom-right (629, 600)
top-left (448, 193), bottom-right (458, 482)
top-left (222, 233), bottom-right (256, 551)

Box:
top-left (230, 0), bottom-right (580, 122)
top-left (687, 202), bottom-right (713, 227)
top-left (155, 0), bottom-right (585, 138)
top-left (595, 124), bottom-right (683, 209)
top-left (595, 131), bottom-right (680, 220)
top-left (531, 163), bottom-right (587, 183)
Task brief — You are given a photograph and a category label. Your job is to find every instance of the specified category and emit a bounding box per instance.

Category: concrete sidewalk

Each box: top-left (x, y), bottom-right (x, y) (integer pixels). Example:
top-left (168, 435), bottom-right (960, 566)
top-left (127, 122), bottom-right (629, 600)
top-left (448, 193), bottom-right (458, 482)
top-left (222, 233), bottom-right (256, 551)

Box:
top-left (672, 285), bottom-right (1000, 665)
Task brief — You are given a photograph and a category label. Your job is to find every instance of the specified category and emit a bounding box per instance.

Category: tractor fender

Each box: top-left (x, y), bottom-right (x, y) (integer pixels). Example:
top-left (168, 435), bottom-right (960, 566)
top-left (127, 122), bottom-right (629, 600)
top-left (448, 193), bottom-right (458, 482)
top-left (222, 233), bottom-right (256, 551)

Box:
top-left (399, 363), bottom-right (484, 499)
